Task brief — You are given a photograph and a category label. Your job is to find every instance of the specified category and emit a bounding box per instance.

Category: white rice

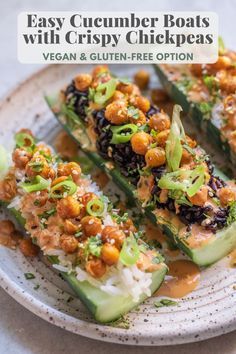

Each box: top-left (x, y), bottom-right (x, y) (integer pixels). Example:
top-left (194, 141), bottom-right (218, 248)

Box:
top-left (7, 196), bottom-right (22, 210)
top-left (75, 261), bottom-right (152, 303)
top-left (103, 214), bottom-right (115, 226)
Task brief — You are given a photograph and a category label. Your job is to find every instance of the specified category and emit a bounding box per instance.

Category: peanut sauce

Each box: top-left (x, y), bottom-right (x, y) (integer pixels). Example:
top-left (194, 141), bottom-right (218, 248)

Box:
top-left (156, 260), bottom-right (200, 298)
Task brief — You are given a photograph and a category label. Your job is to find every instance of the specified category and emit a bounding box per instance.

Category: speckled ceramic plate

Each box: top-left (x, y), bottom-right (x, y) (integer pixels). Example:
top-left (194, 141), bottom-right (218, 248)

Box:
top-left (0, 64), bottom-right (236, 346)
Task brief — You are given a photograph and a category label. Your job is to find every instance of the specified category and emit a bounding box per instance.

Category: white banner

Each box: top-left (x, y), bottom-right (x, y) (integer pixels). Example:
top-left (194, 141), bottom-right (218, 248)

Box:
top-left (17, 12), bottom-right (218, 64)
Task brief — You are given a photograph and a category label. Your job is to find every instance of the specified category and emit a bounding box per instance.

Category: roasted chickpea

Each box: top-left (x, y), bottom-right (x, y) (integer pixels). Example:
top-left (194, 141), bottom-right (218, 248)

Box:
top-left (130, 95), bottom-right (150, 113)
top-left (134, 70), bottom-right (150, 90)
top-left (210, 55), bottom-right (232, 71)
top-left (74, 73), bottom-right (92, 91)
top-left (129, 110), bottom-right (147, 126)
top-left (186, 135), bottom-right (197, 148)
top-left (57, 196), bottom-right (81, 219)
top-left (148, 112), bottom-right (170, 131)
top-left (188, 186), bottom-right (208, 207)
top-left (81, 216), bottom-right (102, 237)
top-left (218, 187), bottom-right (236, 207)
top-left (155, 129), bottom-right (170, 147)
top-left (117, 82), bottom-right (140, 96)
top-left (92, 65), bottom-right (109, 78)
top-left (120, 218), bottom-right (137, 235)
top-left (101, 243), bottom-right (120, 266)
top-left (112, 90), bottom-right (126, 101)
top-left (151, 88), bottom-right (169, 104)
top-left (145, 147), bottom-right (166, 167)
top-left (105, 100), bottom-right (128, 125)
top-left (12, 148), bottom-right (32, 169)
top-left (34, 144), bottom-right (52, 156)
top-left (0, 220), bottom-right (15, 234)
top-left (131, 132), bottom-right (152, 155)
top-left (60, 234), bottom-right (78, 254)
top-left (19, 239), bottom-right (39, 257)
top-left (190, 64), bottom-right (203, 77)
top-left (81, 192), bottom-right (97, 206)
top-left (58, 162), bottom-right (81, 184)
top-left (101, 226), bottom-right (125, 249)
top-left (85, 258), bottom-right (106, 278)
top-left (25, 155), bottom-right (55, 179)
top-left (33, 190), bottom-right (48, 207)
top-left (64, 220), bottom-right (78, 235)
top-left (0, 172), bottom-right (17, 201)
top-left (181, 149), bottom-right (193, 165)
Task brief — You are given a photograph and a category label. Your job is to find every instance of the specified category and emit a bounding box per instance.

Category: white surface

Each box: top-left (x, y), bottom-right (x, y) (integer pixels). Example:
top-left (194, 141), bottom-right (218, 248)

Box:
top-left (1, 0), bottom-right (236, 353)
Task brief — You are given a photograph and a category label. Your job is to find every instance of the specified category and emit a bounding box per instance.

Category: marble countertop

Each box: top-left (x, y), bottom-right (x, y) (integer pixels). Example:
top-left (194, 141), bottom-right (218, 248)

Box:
top-left (1, 0), bottom-right (236, 353)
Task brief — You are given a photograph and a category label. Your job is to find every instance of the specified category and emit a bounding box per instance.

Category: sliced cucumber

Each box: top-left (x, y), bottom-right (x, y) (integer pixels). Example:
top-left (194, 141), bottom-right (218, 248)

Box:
top-left (45, 94), bottom-right (236, 267)
top-left (154, 65), bottom-right (236, 168)
top-left (0, 201), bottom-right (167, 323)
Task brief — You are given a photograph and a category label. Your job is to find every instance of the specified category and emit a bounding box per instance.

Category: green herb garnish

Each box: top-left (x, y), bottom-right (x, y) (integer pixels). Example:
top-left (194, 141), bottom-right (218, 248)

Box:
top-left (227, 201), bottom-right (236, 226)
top-left (127, 106), bottom-right (140, 120)
top-left (24, 273), bottom-right (35, 280)
top-left (154, 299), bottom-right (178, 308)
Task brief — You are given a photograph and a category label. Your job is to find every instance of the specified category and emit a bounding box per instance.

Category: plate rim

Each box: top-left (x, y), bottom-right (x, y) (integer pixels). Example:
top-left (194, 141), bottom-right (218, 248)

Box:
top-left (0, 63), bottom-right (236, 346)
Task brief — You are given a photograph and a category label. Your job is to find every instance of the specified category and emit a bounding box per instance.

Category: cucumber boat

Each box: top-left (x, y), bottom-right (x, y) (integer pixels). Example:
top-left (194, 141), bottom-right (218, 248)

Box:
top-left (46, 65), bottom-right (236, 266)
top-left (154, 44), bottom-right (236, 168)
top-left (0, 131), bottom-right (167, 323)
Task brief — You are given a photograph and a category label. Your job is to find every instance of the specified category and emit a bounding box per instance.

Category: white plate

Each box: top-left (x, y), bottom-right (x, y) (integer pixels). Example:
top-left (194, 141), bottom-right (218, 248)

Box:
top-left (0, 64), bottom-right (236, 346)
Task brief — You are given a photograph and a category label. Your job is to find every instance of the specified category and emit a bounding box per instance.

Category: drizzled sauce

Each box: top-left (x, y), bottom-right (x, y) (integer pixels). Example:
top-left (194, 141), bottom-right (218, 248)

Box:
top-left (156, 260), bottom-right (200, 298)
top-left (145, 221), bottom-right (166, 245)
top-left (229, 249), bottom-right (236, 267)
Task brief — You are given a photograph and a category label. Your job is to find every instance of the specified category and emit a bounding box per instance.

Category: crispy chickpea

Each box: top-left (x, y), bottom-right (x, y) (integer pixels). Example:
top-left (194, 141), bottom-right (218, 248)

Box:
top-left (60, 234), bottom-right (78, 254)
top-left (19, 239), bottom-right (39, 257)
top-left (0, 172), bottom-right (17, 201)
top-left (129, 110), bottom-right (147, 126)
top-left (85, 258), bottom-right (106, 278)
top-left (151, 88), bottom-right (169, 104)
top-left (34, 144), bottom-right (52, 156)
top-left (74, 73), bottom-right (92, 91)
top-left (101, 243), bottom-right (120, 266)
top-left (181, 149), bottom-right (193, 165)
top-left (134, 70), bottom-right (150, 90)
top-left (12, 148), bottom-right (32, 169)
top-left (81, 216), bottom-right (102, 237)
top-left (57, 196), bottom-right (81, 219)
top-left (33, 190), bottom-right (48, 207)
top-left (188, 186), bottom-right (208, 207)
top-left (58, 162), bottom-right (81, 184)
top-left (210, 56), bottom-right (232, 71)
top-left (145, 147), bottom-right (166, 167)
top-left (105, 100), bottom-right (129, 125)
top-left (92, 65), bottom-right (109, 78)
top-left (101, 226), bottom-right (125, 249)
top-left (120, 218), bottom-right (137, 235)
top-left (25, 155), bottom-right (55, 179)
top-left (112, 90), bottom-right (126, 101)
top-left (117, 82), bottom-right (140, 96)
top-left (64, 220), bottom-right (78, 235)
top-left (148, 112), bottom-right (170, 131)
top-left (190, 64), bottom-right (203, 77)
top-left (131, 132), bottom-right (152, 155)
top-left (130, 95), bottom-right (150, 113)
top-left (186, 135), bottom-right (197, 148)
top-left (0, 220), bottom-right (15, 234)
top-left (81, 192), bottom-right (97, 206)
top-left (155, 129), bottom-right (170, 147)
top-left (218, 187), bottom-right (236, 207)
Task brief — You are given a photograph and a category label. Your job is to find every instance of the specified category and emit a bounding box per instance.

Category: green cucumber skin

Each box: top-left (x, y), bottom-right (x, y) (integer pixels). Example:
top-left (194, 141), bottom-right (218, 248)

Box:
top-left (154, 65), bottom-right (236, 166)
top-left (0, 201), bottom-right (167, 323)
top-left (45, 95), bottom-right (236, 267)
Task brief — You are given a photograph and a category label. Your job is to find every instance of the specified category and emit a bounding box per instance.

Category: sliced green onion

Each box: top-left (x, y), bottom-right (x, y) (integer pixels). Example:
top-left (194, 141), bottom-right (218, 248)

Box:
top-left (0, 145), bottom-right (10, 179)
top-left (15, 132), bottom-right (34, 148)
top-left (111, 124), bottom-right (138, 144)
top-left (119, 233), bottom-right (140, 266)
top-left (50, 176), bottom-right (77, 199)
top-left (94, 78), bottom-right (117, 106)
top-left (218, 36), bottom-right (225, 55)
top-left (20, 175), bottom-right (50, 193)
top-left (86, 198), bottom-right (105, 217)
top-left (158, 165), bottom-right (205, 197)
top-left (166, 105), bottom-right (185, 172)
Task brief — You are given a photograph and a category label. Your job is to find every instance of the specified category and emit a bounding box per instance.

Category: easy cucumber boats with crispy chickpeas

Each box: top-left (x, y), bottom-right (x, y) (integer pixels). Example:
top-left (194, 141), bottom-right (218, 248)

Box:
top-left (0, 130), bottom-right (167, 323)
top-left (46, 65), bottom-right (236, 267)
top-left (154, 40), bottom-right (236, 168)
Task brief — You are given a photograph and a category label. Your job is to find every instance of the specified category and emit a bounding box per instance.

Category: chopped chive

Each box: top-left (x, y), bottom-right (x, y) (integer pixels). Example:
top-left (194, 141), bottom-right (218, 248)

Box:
top-left (154, 299), bottom-right (178, 308)
top-left (24, 272), bottom-right (35, 280)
